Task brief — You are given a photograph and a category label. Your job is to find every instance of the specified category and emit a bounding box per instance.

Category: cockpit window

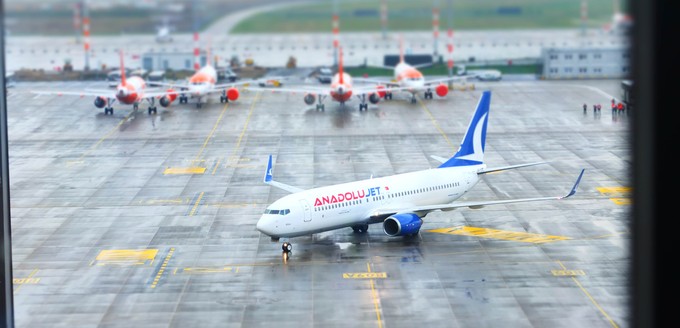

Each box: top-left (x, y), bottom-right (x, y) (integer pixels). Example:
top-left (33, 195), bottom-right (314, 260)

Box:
top-left (264, 208), bottom-right (290, 215)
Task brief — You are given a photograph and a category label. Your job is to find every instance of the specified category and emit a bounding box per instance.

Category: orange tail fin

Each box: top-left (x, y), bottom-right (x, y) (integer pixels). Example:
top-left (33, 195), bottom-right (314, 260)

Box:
top-left (119, 49), bottom-right (127, 87)
top-left (338, 46), bottom-right (344, 85)
top-left (399, 34), bottom-right (404, 63)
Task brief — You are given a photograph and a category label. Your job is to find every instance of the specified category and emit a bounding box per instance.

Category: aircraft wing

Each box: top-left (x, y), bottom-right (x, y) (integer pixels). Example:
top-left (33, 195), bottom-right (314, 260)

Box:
top-left (423, 75), bottom-right (475, 86)
top-left (31, 90), bottom-right (112, 98)
top-left (370, 169), bottom-right (585, 218)
top-left (247, 85), bottom-right (332, 96)
top-left (353, 77), bottom-right (397, 86)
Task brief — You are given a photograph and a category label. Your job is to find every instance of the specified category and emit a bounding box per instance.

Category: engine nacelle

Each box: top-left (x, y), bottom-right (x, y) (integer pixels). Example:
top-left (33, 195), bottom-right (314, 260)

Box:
top-left (94, 96), bottom-right (107, 108)
top-left (383, 213), bottom-right (423, 237)
top-left (368, 93), bottom-right (380, 104)
top-left (435, 84), bottom-right (449, 97)
top-left (376, 85), bottom-right (387, 98)
top-left (227, 88), bottom-right (240, 101)
top-left (304, 93), bottom-right (316, 105)
top-left (159, 96), bottom-right (172, 107)
top-left (165, 89), bottom-right (177, 102)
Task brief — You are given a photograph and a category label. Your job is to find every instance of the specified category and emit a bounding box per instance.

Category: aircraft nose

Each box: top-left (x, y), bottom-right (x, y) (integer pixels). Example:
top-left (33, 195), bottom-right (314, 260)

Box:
top-left (256, 216), bottom-right (273, 236)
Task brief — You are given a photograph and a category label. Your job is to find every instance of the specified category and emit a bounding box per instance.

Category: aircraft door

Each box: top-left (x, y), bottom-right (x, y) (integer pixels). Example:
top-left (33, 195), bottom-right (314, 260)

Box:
top-left (299, 199), bottom-right (312, 222)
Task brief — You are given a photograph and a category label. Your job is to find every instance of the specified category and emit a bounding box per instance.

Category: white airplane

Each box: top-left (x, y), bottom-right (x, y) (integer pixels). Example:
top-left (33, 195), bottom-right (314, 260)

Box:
top-left (149, 48), bottom-right (249, 108)
top-left (257, 90), bottom-right (585, 254)
top-left (252, 46), bottom-right (397, 111)
top-left (357, 37), bottom-right (474, 104)
top-left (31, 51), bottom-right (178, 115)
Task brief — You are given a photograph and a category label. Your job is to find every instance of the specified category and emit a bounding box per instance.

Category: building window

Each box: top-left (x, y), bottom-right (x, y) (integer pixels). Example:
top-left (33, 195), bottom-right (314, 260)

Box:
top-left (594, 53), bottom-right (602, 59)
top-left (623, 66), bottom-right (629, 73)
top-left (623, 53), bottom-right (630, 59)
top-left (564, 54), bottom-right (573, 60)
top-left (549, 68), bottom-right (558, 73)
top-left (565, 67), bottom-right (573, 73)
top-left (579, 54), bottom-right (587, 60)
top-left (579, 67), bottom-right (587, 73)
top-left (549, 54), bottom-right (557, 60)
top-left (594, 68), bottom-right (602, 73)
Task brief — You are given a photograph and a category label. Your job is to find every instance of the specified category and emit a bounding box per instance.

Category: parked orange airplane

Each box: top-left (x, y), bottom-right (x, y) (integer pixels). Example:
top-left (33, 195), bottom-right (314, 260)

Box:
top-left (253, 46), bottom-right (399, 111)
top-left (32, 50), bottom-right (178, 115)
top-left (357, 36), bottom-right (473, 104)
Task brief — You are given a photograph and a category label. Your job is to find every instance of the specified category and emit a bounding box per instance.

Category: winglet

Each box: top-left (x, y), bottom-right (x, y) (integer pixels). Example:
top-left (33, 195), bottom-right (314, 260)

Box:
top-left (119, 49), bottom-right (127, 87)
top-left (264, 155), bottom-right (273, 183)
top-left (561, 169), bottom-right (585, 199)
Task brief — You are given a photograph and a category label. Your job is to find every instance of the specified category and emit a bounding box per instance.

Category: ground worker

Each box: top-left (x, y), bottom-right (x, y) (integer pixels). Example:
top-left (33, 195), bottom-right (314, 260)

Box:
top-left (611, 99), bottom-right (617, 114)
top-left (617, 102), bottom-right (624, 115)
top-left (583, 103), bottom-right (587, 114)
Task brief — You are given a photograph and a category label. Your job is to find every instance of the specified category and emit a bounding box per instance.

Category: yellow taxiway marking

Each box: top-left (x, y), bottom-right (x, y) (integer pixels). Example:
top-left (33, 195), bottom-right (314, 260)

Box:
top-left (551, 269), bottom-right (586, 276)
top-left (182, 267), bottom-right (240, 274)
top-left (189, 192), bottom-right (205, 216)
top-left (367, 263), bottom-right (384, 328)
top-left (211, 157), bottom-right (222, 175)
top-left (343, 272), bottom-right (387, 279)
top-left (226, 91), bottom-right (261, 168)
top-left (94, 249), bottom-right (158, 266)
top-left (428, 226), bottom-right (570, 243)
top-left (151, 248), bottom-right (175, 289)
top-left (610, 198), bottom-right (631, 205)
top-left (596, 187), bottom-right (631, 205)
top-left (557, 261), bottom-right (619, 328)
top-left (596, 187), bottom-right (631, 196)
top-left (13, 269), bottom-right (39, 295)
top-left (77, 112), bottom-right (135, 161)
top-left (163, 167), bottom-right (207, 175)
top-left (194, 101), bottom-right (231, 162)
top-left (418, 97), bottom-right (455, 150)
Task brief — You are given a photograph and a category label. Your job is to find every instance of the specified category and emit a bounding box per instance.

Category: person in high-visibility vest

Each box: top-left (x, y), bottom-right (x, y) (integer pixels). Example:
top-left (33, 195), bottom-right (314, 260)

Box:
top-left (611, 99), bottom-right (617, 115)
top-left (617, 102), bottom-right (624, 115)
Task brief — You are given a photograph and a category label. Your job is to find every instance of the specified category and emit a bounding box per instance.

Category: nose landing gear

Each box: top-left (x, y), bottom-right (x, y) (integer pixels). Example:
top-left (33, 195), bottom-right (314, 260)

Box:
top-left (281, 242), bottom-right (292, 262)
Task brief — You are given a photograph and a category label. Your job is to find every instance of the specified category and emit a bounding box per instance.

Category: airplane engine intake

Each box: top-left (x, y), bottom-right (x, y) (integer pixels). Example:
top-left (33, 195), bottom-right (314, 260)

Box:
top-left (94, 97), bottom-right (107, 108)
top-left (227, 88), bottom-right (240, 101)
top-left (304, 93), bottom-right (316, 105)
top-left (383, 213), bottom-right (423, 237)
top-left (435, 84), bottom-right (449, 97)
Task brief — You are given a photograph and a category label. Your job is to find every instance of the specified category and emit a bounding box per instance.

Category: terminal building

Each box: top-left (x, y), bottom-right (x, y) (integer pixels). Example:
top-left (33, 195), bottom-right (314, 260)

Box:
top-left (141, 51), bottom-right (207, 71)
top-left (541, 46), bottom-right (631, 79)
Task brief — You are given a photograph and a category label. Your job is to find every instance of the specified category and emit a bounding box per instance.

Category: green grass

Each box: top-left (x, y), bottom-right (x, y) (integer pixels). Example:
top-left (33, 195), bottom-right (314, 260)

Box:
top-left (232, 0), bottom-right (620, 33)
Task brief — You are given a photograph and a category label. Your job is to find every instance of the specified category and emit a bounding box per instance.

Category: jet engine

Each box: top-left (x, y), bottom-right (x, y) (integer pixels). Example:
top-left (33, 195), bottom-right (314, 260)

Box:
top-left (159, 89), bottom-right (177, 107)
top-left (227, 88), bottom-right (240, 101)
top-left (94, 96), bottom-right (107, 108)
top-left (435, 84), bottom-right (449, 97)
top-left (383, 213), bottom-right (423, 237)
top-left (304, 93), bottom-right (316, 105)
top-left (368, 93), bottom-right (380, 104)
top-left (376, 85), bottom-right (387, 98)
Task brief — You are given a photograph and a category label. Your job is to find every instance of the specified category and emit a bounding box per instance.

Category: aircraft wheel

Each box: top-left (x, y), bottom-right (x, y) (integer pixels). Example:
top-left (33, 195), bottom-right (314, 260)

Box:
top-left (282, 242), bottom-right (292, 252)
top-left (359, 224), bottom-right (369, 233)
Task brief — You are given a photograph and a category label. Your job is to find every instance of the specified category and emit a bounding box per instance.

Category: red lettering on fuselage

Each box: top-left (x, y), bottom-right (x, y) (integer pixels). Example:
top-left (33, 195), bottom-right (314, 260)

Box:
top-left (314, 186), bottom-right (388, 207)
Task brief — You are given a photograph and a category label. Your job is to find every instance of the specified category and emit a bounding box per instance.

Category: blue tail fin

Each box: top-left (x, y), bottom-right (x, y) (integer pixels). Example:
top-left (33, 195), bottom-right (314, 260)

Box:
top-left (438, 91), bottom-right (491, 168)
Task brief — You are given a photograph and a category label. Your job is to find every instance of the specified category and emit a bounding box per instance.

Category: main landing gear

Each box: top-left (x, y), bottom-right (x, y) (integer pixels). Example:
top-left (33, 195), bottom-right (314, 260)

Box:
top-left (104, 107), bottom-right (114, 115)
top-left (351, 224), bottom-right (369, 233)
top-left (424, 90), bottom-right (434, 99)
